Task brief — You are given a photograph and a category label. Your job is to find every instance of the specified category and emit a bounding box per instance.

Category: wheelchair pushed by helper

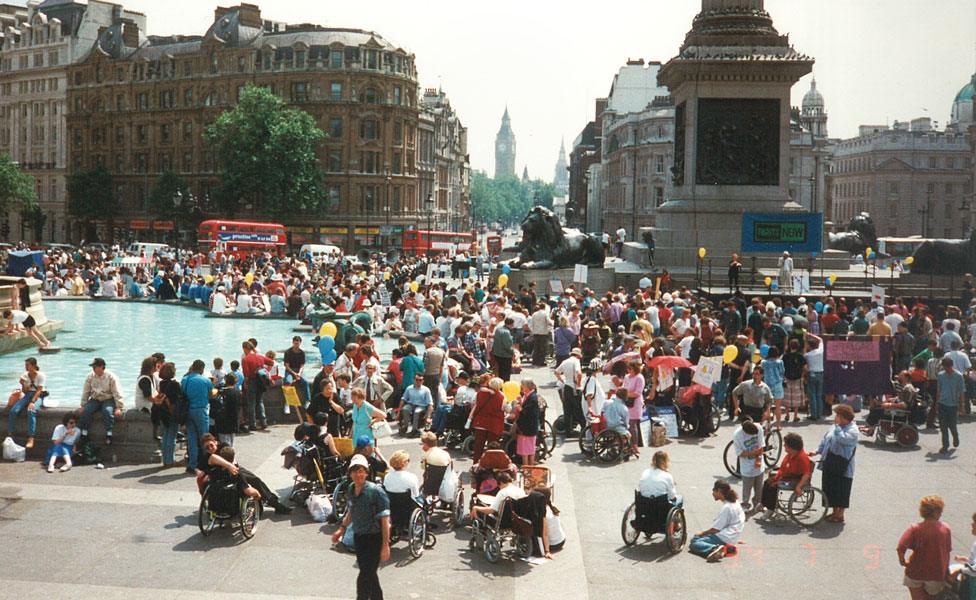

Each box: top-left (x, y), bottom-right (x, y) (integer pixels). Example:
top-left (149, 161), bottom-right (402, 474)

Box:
top-left (421, 461), bottom-right (465, 530)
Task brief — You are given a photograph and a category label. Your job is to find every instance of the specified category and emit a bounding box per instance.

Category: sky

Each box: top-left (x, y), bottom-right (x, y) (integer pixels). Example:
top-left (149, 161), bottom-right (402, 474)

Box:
top-left (121, 0), bottom-right (976, 182)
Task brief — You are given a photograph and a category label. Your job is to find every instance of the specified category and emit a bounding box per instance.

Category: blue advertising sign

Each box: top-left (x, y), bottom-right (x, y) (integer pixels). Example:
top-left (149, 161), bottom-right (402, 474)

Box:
top-left (217, 232), bottom-right (278, 243)
top-left (740, 213), bottom-right (823, 254)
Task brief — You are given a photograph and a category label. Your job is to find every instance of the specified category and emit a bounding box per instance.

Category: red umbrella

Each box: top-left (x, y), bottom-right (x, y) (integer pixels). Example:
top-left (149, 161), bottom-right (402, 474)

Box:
top-left (646, 355), bottom-right (693, 370)
top-left (602, 351), bottom-right (641, 374)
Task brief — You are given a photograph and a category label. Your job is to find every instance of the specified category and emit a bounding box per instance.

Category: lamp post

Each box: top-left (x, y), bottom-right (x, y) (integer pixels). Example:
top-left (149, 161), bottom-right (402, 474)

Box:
top-left (919, 189), bottom-right (932, 237)
top-left (173, 190), bottom-right (183, 261)
top-left (425, 192), bottom-right (434, 259)
top-left (385, 174), bottom-right (392, 246)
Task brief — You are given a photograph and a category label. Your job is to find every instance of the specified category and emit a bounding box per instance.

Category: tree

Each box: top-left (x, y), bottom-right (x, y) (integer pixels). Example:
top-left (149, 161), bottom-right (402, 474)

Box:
top-left (0, 154), bottom-right (37, 223)
top-left (149, 170), bottom-right (189, 219)
top-left (21, 204), bottom-right (46, 241)
top-left (205, 85), bottom-right (326, 217)
top-left (67, 165), bottom-right (115, 242)
top-left (471, 171), bottom-right (555, 226)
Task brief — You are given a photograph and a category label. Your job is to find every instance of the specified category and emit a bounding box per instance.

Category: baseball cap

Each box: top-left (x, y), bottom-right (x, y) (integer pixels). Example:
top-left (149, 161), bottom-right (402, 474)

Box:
top-left (90, 358), bottom-right (106, 367)
top-left (355, 434), bottom-right (373, 449)
top-left (348, 454), bottom-right (369, 472)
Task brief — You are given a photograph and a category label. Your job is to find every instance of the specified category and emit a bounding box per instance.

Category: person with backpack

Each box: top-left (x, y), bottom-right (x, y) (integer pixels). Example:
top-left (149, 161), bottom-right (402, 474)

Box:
top-left (182, 360), bottom-right (214, 474)
top-left (212, 374), bottom-right (240, 447)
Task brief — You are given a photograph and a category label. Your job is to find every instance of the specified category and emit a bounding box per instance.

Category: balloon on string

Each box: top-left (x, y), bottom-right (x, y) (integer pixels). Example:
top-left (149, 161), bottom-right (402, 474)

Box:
top-left (771, 282), bottom-right (779, 291)
top-left (244, 273), bottom-right (254, 285)
top-left (723, 345), bottom-right (739, 365)
top-left (904, 256), bottom-right (915, 266)
top-left (502, 264), bottom-right (511, 275)
top-left (410, 281), bottom-right (419, 293)
top-left (764, 276), bottom-right (772, 287)
top-left (319, 322), bottom-right (338, 338)
top-left (204, 275), bottom-right (213, 284)
top-left (825, 278), bottom-right (832, 287)
top-left (811, 251), bottom-right (818, 258)
top-left (829, 274), bottom-right (838, 284)
top-left (501, 380), bottom-right (521, 403)
top-left (815, 301), bottom-right (824, 312)
top-left (320, 349), bottom-right (338, 365)
top-left (760, 344), bottom-right (770, 358)
top-left (384, 270), bottom-right (392, 281)
top-left (318, 335), bottom-right (335, 352)
top-left (498, 274), bottom-right (509, 288)
top-left (698, 247), bottom-right (706, 259)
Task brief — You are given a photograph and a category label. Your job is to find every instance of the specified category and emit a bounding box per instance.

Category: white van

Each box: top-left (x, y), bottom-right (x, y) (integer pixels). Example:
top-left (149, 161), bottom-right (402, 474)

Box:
top-left (300, 244), bottom-right (342, 263)
top-left (127, 242), bottom-right (172, 258)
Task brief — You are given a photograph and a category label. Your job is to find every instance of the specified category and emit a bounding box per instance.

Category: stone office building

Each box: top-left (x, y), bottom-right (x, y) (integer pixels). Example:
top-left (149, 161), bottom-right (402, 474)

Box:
top-left (0, 0), bottom-right (144, 243)
top-left (65, 3), bottom-right (464, 249)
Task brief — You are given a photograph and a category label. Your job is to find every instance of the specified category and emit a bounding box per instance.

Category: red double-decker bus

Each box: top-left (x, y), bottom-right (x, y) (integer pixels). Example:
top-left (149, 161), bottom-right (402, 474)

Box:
top-left (197, 220), bottom-right (287, 258)
top-left (402, 230), bottom-right (474, 256)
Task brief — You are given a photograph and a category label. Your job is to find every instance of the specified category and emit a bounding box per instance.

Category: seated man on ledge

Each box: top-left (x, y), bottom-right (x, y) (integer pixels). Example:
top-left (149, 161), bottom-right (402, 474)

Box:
top-left (78, 358), bottom-right (124, 446)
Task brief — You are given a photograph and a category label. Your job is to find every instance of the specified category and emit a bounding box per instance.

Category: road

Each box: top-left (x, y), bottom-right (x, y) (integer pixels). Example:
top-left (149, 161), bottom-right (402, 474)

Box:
top-left (0, 362), bottom-right (971, 599)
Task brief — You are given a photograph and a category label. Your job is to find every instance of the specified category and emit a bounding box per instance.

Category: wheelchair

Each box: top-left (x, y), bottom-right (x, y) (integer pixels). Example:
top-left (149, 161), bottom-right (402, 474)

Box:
top-left (441, 404), bottom-right (473, 453)
top-left (198, 476), bottom-right (261, 541)
top-left (766, 480), bottom-right (829, 527)
top-left (422, 463), bottom-right (465, 530)
top-left (872, 409), bottom-right (919, 448)
top-left (386, 490), bottom-right (436, 558)
top-left (592, 427), bottom-right (634, 464)
top-left (468, 495), bottom-right (534, 563)
top-left (722, 420), bottom-right (783, 478)
top-left (283, 441), bottom-right (345, 505)
top-left (621, 491), bottom-right (686, 553)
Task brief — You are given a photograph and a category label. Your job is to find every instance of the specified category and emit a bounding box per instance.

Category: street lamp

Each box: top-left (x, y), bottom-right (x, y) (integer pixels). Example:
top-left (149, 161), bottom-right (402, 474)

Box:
top-left (173, 190), bottom-right (183, 260)
top-left (919, 190), bottom-right (932, 238)
top-left (385, 174), bottom-right (392, 247)
top-left (425, 192), bottom-right (434, 259)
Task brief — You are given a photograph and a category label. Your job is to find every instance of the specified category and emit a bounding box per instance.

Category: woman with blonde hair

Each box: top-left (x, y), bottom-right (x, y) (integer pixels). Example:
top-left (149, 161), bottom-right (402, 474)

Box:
top-left (638, 450), bottom-right (677, 501)
top-left (383, 449), bottom-right (420, 498)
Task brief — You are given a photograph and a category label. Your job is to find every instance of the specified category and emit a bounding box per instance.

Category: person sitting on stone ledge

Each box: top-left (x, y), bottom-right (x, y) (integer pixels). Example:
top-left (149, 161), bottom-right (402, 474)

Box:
top-left (78, 358), bottom-right (124, 446)
top-left (7, 357), bottom-right (47, 449)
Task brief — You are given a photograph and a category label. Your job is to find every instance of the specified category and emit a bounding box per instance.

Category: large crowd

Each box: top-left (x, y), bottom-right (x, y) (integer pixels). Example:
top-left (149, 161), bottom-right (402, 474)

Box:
top-left (4, 242), bottom-right (976, 599)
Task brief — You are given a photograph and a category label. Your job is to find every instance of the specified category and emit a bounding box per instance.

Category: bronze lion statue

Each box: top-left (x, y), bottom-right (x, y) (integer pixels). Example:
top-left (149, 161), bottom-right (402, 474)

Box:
top-left (909, 231), bottom-right (976, 275)
top-left (508, 206), bottom-right (605, 269)
top-left (827, 212), bottom-right (878, 256)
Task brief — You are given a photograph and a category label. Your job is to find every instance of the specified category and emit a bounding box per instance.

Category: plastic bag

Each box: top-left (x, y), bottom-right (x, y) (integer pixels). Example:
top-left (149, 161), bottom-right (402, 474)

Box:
top-left (307, 493), bottom-right (332, 523)
top-left (2, 437), bottom-right (26, 462)
top-left (371, 419), bottom-right (393, 440)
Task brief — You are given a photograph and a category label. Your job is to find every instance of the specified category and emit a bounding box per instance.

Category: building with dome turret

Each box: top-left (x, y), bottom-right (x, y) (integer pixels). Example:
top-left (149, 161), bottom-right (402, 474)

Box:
top-left (801, 77), bottom-right (827, 139)
top-left (950, 73), bottom-right (975, 131)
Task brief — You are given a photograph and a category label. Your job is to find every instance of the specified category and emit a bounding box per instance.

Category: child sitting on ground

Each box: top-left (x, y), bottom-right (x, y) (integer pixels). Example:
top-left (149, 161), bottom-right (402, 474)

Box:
top-left (46, 413), bottom-right (80, 473)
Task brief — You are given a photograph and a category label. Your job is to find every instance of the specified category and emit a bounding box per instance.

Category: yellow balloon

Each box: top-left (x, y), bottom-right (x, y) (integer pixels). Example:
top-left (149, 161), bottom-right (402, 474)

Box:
top-left (244, 273), bottom-right (254, 285)
top-left (722, 345), bottom-right (738, 365)
top-left (502, 380), bottom-right (520, 403)
top-left (359, 271), bottom-right (366, 278)
top-left (829, 274), bottom-right (838, 284)
top-left (764, 276), bottom-right (772, 287)
top-left (904, 256), bottom-right (914, 265)
top-left (320, 322), bottom-right (338, 338)
top-left (865, 247), bottom-right (873, 256)
top-left (410, 281), bottom-right (419, 293)
top-left (698, 247), bottom-right (706, 259)
top-left (498, 274), bottom-right (509, 288)
top-left (204, 275), bottom-right (213, 284)
top-left (752, 351), bottom-right (762, 365)
top-left (383, 271), bottom-right (392, 280)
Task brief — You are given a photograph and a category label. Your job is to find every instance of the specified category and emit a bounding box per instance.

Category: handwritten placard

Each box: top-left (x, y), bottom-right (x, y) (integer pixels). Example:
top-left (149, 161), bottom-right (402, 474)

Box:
top-left (825, 340), bottom-right (880, 362)
top-left (693, 356), bottom-right (723, 388)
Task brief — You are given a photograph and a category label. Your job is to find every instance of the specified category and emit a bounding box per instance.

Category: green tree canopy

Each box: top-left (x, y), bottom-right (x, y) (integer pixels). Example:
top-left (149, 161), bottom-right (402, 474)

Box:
top-left (0, 154), bottom-right (37, 217)
top-left (471, 171), bottom-right (555, 226)
top-left (149, 170), bottom-right (189, 218)
top-left (67, 164), bottom-right (115, 242)
top-left (205, 85), bottom-right (326, 217)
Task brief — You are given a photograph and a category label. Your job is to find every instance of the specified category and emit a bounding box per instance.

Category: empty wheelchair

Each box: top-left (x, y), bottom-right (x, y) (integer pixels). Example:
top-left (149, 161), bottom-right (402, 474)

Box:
top-left (198, 477), bottom-right (261, 541)
top-left (621, 491), bottom-right (687, 553)
top-left (386, 490), bottom-right (436, 558)
top-left (282, 441), bottom-right (345, 505)
top-left (769, 481), bottom-right (828, 528)
top-left (422, 464), bottom-right (465, 530)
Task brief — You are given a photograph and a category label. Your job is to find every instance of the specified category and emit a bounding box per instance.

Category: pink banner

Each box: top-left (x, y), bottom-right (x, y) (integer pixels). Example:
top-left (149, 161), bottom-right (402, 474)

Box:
top-left (825, 340), bottom-right (880, 362)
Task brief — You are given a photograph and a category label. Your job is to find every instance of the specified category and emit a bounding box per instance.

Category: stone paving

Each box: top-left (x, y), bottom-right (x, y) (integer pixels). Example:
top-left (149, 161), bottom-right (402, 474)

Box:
top-left (0, 362), bottom-right (973, 599)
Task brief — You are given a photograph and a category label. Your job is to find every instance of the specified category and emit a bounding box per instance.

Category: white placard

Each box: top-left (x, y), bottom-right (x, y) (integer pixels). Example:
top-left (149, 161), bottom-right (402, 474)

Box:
top-left (549, 280), bottom-right (564, 294)
top-left (871, 285), bottom-right (885, 306)
top-left (379, 288), bottom-right (391, 307)
top-left (693, 356), bottom-right (723, 388)
top-left (573, 264), bottom-right (588, 284)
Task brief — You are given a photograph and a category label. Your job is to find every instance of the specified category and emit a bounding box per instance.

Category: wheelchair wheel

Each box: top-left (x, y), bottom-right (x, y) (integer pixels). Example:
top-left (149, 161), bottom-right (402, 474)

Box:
top-left (553, 414), bottom-right (566, 435)
top-left (621, 502), bottom-right (639, 546)
top-left (665, 507), bottom-right (687, 553)
top-left (408, 509), bottom-right (428, 558)
top-left (764, 428), bottom-right (783, 468)
top-left (722, 440), bottom-right (742, 478)
top-left (484, 533), bottom-right (501, 563)
top-left (398, 415), bottom-right (408, 437)
top-left (678, 404), bottom-right (699, 436)
top-left (333, 484), bottom-right (349, 523)
top-left (239, 497), bottom-right (260, 540)
top-left (896, 425), bottom-right (919, 448)
top-left (198, 495), bottom-right (217, 537)
top-left (708, 404), bottom-right (722, 434)
top-left (461, 435), bottom-right (474, 457)
top-left (539, 420), bottom-right (556, 455)
top-left (450, 488), bottom-right (465, 530)
top-left (578, 425), bottom-right (595, 456)
top-left (594, 430), bottom-right (622, 463)
top-left (516, 535), bottom-right (533, 559)
top-left (787, 487), bottom-right (827, 528)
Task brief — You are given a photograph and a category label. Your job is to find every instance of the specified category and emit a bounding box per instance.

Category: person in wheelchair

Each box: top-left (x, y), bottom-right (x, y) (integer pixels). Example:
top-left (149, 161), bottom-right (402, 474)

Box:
top-left (600, 388), bottom-right (634, 457)
top-left (757, 432), bottom-right (812, 521)
top-left (354, 435), bottom-right (388, 481)
top-left (859, 370), bottom-right (915, 437)
top-left (398, 374), bottom-right (434, 437)
top-left (420, 431), bottom-right (457, 501)
top-left (198, 434), bottom-right (291, 514)
top-left (468, 470), bottom-right (526, 524)
top-left (383, 450), bottom-right (421, 498)
top-left (632, 451), bottom-right (680, 533)
top-left (471, 441), bottom-right (517, 495)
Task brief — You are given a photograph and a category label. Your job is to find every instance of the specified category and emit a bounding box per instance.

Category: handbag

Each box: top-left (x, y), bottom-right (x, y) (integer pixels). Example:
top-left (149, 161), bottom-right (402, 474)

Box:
top-left (822, 447), bottom-right (855, 477)
top-left (371, 419), bottom-right (393, 440)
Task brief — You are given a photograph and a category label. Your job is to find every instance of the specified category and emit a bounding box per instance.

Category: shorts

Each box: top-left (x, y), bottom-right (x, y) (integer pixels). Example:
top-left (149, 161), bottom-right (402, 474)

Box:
top-left (22, 315), bottom-right (36, 328)
top-left (903, 575), bottom-right (946, 595)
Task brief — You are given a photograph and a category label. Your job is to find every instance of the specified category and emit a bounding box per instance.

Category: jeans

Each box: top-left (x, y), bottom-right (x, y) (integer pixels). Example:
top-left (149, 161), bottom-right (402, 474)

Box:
top-left (354, 532), bottom-right (384, 600)
top-left (939, 404), bottom-right (959, 449)
top-left (807, 372), bottom-right (824, 418)
top-left (284, 373), bottom-right (311, 406)
top-left (160, 420), bottom-right (178, 465)
top-left (8, 391), bottom-right (38, 436)
top-left (217, 433), bottom-right (234, 447)
top-left (431, 403), bottom-right (452, 434)
top-left (186, 406), bottom-right (209, 470)
top-left (245, 378), bottom-right (266, 428)
top-left (80, 398), bottom-right (116, 435)
top-left (689, 533), bottom-right (725, 558)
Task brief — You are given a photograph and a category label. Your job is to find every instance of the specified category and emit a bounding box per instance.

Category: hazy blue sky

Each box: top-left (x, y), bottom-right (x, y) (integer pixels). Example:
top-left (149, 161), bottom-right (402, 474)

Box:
top-left (123, 0), bottom-right (975, 182)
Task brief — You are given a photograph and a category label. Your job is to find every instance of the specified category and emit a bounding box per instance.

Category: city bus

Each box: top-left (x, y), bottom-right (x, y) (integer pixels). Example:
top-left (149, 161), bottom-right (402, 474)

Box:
top-left (877, 236), bottom-right (931, 259)
top-left (402, 230), bottom-right (475, 256)
top-left (197, 220), bottom-right (287, 258)
top-left (486, 234), bottom-right (502, 258)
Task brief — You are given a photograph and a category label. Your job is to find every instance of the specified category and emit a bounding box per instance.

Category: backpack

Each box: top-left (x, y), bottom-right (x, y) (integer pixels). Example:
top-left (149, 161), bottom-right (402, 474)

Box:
top-left (176, 378), bottom-right (191, 426)
top-left (210, 390), bottom-right (227, 425)
top-left (75, 438), bottom-right (100, 466)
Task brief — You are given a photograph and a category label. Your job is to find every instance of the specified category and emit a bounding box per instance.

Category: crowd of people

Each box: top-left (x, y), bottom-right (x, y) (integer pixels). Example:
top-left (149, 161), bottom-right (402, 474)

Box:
top-left (5, 241), bottom-right (976, 598)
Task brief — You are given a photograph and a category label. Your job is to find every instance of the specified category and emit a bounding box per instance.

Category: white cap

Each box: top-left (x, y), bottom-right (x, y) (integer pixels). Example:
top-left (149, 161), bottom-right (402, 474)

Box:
top-left (348, 454), bottom-right (369, 472)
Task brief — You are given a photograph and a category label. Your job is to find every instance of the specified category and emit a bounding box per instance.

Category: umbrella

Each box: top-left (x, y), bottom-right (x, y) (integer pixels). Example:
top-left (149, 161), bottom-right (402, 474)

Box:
top-left (647, 355), bottom-right (693, 370)
top-left (681, 384), bottom-right (713, 403)
top-left (602, 351), bottom-right (641, 375)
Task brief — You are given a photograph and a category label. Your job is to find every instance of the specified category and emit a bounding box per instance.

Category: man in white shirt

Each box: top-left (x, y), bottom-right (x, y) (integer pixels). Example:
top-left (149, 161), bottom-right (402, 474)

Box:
top-left (555, 348), bottom-right (584, 434)
top-left (529, 302), bottom-right (554, 366)
top-left (580, 364), bottom-right (606, 418)
top-left (211, 287), bottom-right (230, 314)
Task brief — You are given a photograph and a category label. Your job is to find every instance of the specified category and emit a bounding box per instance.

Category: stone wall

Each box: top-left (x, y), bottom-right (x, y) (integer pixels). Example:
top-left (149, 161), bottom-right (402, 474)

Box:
top-left (495, 267), bottom-right (619, 296)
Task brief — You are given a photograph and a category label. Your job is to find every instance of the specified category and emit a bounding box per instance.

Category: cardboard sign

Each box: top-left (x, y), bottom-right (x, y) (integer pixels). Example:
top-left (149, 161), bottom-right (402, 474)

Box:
top-left (825, 340), bottom-right (881, 362)
top-left (693, 356), bottom-right (723, 388)
top-left (378, 288), bottom-right (391, 307)
top-left (549, 279), bottom-right (564, 294)
top-left (573, 264), bottom-right (588, 284)
top-left (283, 386), bottom-right (303, 407)
top-left (652, 407), bottom-right (680, 439)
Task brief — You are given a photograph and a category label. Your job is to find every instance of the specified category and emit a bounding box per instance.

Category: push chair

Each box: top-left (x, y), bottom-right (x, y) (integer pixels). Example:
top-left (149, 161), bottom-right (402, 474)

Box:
top-left (422, 463), bottom-right (465, 530)
top-left (621, 491), bottom-right (686, 552)
top-left (468, 495), bottom-right (534, 563)
top-left (386, 490), bottom-right (436, 558)
top-left (198, 475), bottom-right (261, 541)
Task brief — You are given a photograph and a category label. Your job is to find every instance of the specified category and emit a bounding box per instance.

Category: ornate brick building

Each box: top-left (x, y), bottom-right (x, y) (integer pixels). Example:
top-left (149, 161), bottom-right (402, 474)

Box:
top-left (65, 3), bottom-right (467, 250)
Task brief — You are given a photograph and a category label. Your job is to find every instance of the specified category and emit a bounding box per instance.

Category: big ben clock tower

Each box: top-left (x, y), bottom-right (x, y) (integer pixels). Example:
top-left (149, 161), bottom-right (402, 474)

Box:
top-left (494, 106), bottom-right (516, 178)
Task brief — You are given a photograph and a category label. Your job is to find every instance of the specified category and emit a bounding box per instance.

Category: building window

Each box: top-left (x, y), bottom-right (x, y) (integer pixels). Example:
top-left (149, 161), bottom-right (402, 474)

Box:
top-left (392, 152), bottom-right (401, 174)
top-left (330, 49), bottom-right (343, 68)
top-left (392, 187), bottom-right (401, 212)
top-left (655, 187), bottom-right (665, 207)
top-left (328, 185), bottom-right (340, 209)
top-left (946, 183), bottom-right (955, 195)
top-left (184, 88), bottom-right (193, 106)
top-left (947, 157), bottom-right (957, 169)
top-left (887, 182), bottom-right (899, 196)
top-left (115, 127), bottom-right (124, 144)
top-left (363, 185), bottom-right (376, 211)
top-left (290, 82), bottom-right (308, 103)
top-left (393, 86), bottom-right (402, 106)
top-left (116, 94), bottom-right (126, 111)
top-left (160, 124), bottom-right (171, 144)
top-left (48, 51), bottom-right (58, 66)
top-left (363, 88), bottom-right (379, 104)
top-left (237, 56), bottom-right (246, 73)
top-left (361, 151), bottom-right (378, 173)
top-left (330, 82), bottom-right (342, 101)
top-left (328, 150), bottom-right (343, 172)
top-left (137, 93), bottom-right (148, 110)
top-left (183, 61), bottom-right (192, 76)
top-left (159, 90), bottom-right (174, 108)
top-left (209, 52), bottom-right (218, 74)
top-left (928, 156), bottom-right (937, 169)
top-left (160, 153), bottom-right (172, 172)
top-left (183, 122), bottom-right (193, 141)
top-left (295, 50), bottom-right (306, 68)
top-left (365, 50), bottom-right (378, 69)
top-left (137, 125), bottom-right (147, 144)
top-left (136, 153), bottom-right (147, 173)
top-left (329, 117), bottom-right (342, 138)
top-left (393, 121), bottom-right (403, 145)
top-left (927, 182), bottom-right (936, 194)
top-left (360, 119), bottom-right (378, 140)
top-left (655, 155), bottom-right (664, 174)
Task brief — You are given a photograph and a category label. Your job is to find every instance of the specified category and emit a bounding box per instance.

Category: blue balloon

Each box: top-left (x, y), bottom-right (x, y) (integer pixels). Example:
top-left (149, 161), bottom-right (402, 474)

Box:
top-left (771, 282), bottom-right (779, 291)
top-left (869, 251), bottom-right (877, 259)
top-left (502, 264), bottom-right (511, 275)
top-left (318, 336), bottom-right (335, 352)
top-left (760, 344), bottom-right (770, 358)
top-left (814, 301), bottom-right (824, 313)
top-left (811, 251), bottom-right (818, 258)
top-left (825, 278), bottom-right (831, 287)
top-left (320, 349), bottom-right (338, 365)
